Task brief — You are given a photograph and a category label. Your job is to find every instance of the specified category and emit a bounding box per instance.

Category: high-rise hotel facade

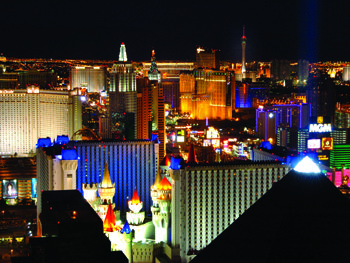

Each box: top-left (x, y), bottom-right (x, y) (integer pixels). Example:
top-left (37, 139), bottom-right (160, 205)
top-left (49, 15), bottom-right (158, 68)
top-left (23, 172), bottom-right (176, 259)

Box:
top-left (0, 86), bottom-right (82, 155)
top-left (70, 66), bottom-right (107, 93)
top-left (36, 139), bottom-right (159, 213)
top-left (167, 161), bottom-right (291, 262)
top-left (180, 69), bottom-right (235, 120)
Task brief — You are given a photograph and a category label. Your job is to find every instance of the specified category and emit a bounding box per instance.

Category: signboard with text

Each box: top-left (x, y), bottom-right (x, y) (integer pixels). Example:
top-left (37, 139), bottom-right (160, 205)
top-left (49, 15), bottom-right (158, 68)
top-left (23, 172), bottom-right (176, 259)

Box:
top-left (322, 137), bottom-right (333, 150)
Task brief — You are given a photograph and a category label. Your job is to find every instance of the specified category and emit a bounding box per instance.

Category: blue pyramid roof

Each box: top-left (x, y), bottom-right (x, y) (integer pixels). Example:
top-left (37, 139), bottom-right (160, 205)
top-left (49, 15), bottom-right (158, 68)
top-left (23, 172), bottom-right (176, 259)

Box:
top-left (121, 220), bottom-right (131, 234)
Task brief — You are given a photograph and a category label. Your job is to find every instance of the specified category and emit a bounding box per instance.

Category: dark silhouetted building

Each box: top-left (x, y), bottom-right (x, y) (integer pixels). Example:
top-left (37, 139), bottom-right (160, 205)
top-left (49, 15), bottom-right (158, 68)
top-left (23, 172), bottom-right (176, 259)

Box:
top-left (30, 190), bottom-right (127, 263)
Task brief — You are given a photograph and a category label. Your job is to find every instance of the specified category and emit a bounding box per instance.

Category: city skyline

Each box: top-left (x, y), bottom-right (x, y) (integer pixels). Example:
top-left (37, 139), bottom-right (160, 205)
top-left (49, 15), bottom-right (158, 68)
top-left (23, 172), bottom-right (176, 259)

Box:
top-left (1, 0), bottom-right (350, 62)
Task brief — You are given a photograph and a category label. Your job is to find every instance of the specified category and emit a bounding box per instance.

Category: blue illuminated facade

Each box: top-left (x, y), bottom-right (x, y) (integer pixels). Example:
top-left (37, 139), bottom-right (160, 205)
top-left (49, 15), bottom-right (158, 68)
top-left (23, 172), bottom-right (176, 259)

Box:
top-left (235, 84), bottom-right (252, 108)
top-left (70, 140), bottom-right (158, 213)
top-left (37, 139), bottom-right (159, 215)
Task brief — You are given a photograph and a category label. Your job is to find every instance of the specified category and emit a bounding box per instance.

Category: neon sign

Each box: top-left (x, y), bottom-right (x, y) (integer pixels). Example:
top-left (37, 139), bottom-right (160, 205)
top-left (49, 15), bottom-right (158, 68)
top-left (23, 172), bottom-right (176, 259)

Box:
top-left (307, 139), bottom-right (321, 149)
top-left (322, 137), bottom-right (333, 150)
top-left (309, 123), bottom-right (332, 133)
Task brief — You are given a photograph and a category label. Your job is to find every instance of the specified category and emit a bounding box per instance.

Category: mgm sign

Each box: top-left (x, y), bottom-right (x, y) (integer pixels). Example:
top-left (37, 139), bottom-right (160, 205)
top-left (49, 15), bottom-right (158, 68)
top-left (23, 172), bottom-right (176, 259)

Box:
top-left (309, 116), bottom-right (332, 133)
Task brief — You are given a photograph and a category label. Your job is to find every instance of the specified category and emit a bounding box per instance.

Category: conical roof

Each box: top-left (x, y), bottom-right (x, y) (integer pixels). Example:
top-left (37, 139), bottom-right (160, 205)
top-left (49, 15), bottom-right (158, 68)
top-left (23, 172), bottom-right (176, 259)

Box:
top-left (160, 155), bottom-right (171, 167)
top-left (121, 221), bottom-right (131, 234)
top-left (186, 144), bottom-right (198, 164)
top-left (157, 177), bottom-right (172, 191)
top-left (103, 204), bottom-right (119, 232)
top-left (101, 163), bottom-right (113, 188)
top-left (192, 159), bottom-right (350, 263)
top-left (153, 168), bottom-right (162, 188)
top-left (131, 187), bottom-right (141, 205)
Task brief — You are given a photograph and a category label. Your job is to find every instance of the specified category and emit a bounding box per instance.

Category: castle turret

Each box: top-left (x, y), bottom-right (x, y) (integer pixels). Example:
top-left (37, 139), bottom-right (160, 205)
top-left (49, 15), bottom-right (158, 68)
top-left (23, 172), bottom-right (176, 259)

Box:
top-left (127, 187), bottom-right (145, 225)
top-left (82, 183), bottom-right (98, 208)
top-left (151, 176), bottom-right (172, 243)
top-left (151, 168), bottom-right (162, 207)
top-left (98, 163), bottom-right (116, 221)
top-left (98, 163), bottom-right (115, 204)
top-left (121, 221), bottom-right (133, 263)
top-left (103, 203), bottom-right (120, 232)
top-left (169, 156), bottom-right (185, 251)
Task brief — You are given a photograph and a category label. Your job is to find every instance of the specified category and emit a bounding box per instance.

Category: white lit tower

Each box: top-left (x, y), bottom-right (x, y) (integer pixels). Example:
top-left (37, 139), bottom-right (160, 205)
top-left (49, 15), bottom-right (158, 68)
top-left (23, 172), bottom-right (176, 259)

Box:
top-left (119, 42), bottom-right (128, 62)
top-left (241, 26), bottom-right (247, 76)
top-left (82, 182), bottom-right (98, 209)
top-left (151, 174), bottom-right (172, 243)
top-left (110, 43), bottom-right (137, 139)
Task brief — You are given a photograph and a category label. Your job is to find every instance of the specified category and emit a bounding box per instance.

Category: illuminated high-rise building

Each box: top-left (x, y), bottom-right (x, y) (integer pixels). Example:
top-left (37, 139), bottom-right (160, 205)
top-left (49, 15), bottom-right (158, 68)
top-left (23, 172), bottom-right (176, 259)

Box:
top-left (166, 157), bottom-right (291, 262)
top-left (179, 69), bottom-right (235, 120)
top-left (307, 72), bottom-right (336, 122)
top-left (110, 43), bottom-right (137, 139)
top-left (142, 60), bottom-right (194, 109)
top-left (142, 61), bottom-right (194, 82)
top-left (137, 68), bottom-right (166, 159)
top-left (256, 103), bottom-right (310, 146)
top-left (241, 26), bottom-right (247, 75)
top-left (0, 86), bottom-right (82, 155)
top-left (70, 66), bottom-right (107, 93)
top-left (196, 47), bottom-right (220, 69)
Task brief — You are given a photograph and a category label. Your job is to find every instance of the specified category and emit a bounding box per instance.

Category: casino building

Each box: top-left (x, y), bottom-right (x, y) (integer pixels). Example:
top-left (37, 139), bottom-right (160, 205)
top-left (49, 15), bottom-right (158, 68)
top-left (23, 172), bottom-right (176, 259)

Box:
top-left (166, 156), bottom-right (291, 262)
top-left (35, 131), bottom-right (294, 263)
top-left (0, 86), bottom-right (82, 155)
top-left (0, 157), bottom-right (37, 206)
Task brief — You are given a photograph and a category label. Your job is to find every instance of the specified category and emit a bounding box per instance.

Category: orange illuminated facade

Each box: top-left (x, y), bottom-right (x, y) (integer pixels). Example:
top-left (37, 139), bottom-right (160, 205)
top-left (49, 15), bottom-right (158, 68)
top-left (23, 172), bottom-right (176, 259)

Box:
top-left (137, 78), bottom-right (166, 159)
top-left (179, 69), bottom-right (235, 120)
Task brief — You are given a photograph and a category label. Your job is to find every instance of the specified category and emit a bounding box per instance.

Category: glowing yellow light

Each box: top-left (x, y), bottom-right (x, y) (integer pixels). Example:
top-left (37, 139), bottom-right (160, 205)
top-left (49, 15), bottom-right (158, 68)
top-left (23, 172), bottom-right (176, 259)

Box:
top-left (294, 156), bottom-right (321, 173)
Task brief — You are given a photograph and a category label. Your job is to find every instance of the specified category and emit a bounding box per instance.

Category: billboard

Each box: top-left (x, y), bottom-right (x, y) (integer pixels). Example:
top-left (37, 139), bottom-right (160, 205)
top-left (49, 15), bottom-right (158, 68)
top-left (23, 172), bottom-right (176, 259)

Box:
top-left (307, 139), bottom-right (321, 149)
top-left (32, 178), bottom-right (37, 198)
top-left (2, 179), bottom-right (17, 199)
top-left (322, 137), bottom-right (333, 150)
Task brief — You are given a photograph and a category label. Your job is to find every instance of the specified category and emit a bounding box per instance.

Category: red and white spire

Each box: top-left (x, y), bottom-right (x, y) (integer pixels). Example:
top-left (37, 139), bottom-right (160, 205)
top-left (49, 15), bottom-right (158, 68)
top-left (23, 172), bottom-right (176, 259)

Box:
top-left (241, 25), bottom-right (247, 74)
top-left (103, 203), bottom-right (121, 232)
top-left (128, 187), bottom-right (143, 213)
top-left (127, 187), bottom-right (145, 225)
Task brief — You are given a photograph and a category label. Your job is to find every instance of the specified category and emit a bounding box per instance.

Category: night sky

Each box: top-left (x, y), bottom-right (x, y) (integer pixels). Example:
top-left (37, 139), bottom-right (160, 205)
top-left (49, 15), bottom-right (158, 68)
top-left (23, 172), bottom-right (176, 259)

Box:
top-left (1, 0), bottom-right (350, 62)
